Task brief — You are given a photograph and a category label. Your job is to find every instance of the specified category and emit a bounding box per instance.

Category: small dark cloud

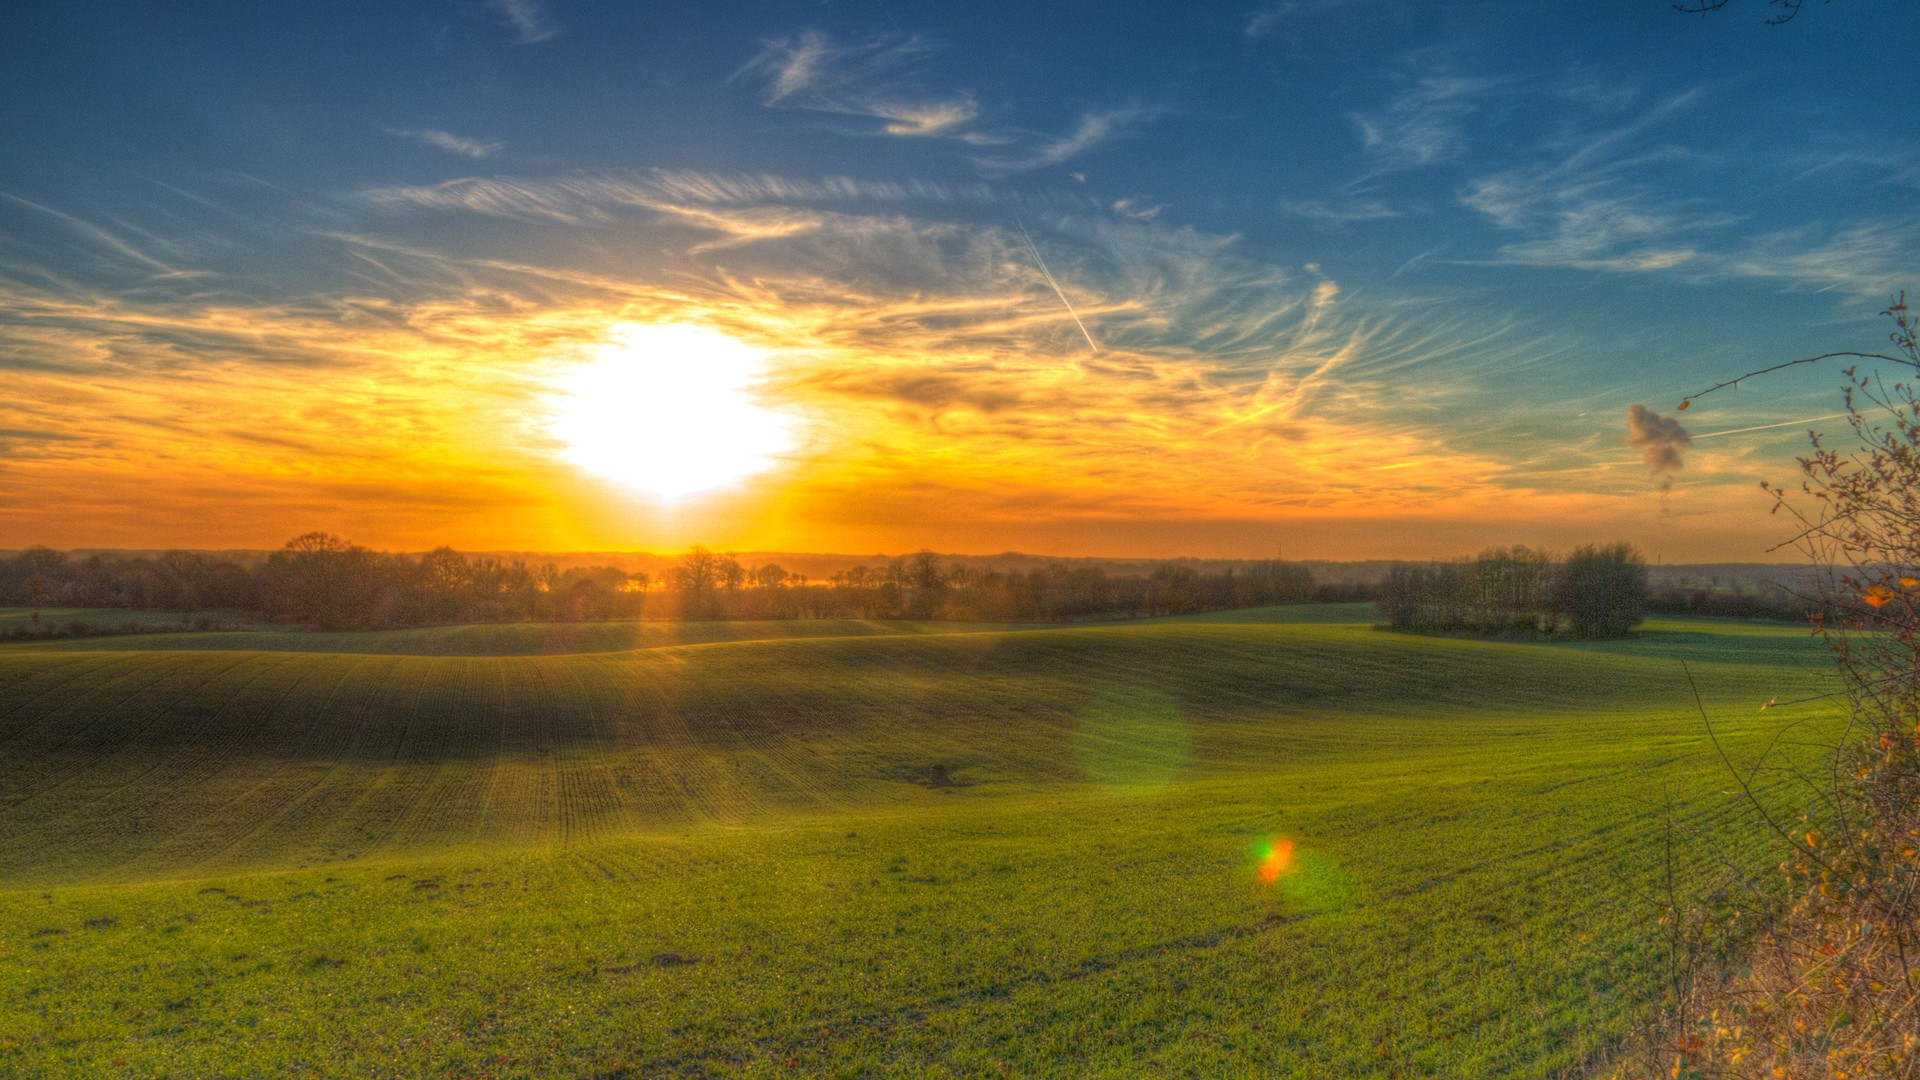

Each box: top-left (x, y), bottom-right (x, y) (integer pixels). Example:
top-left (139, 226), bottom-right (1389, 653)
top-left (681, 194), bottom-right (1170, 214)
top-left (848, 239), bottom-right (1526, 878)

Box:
top-left (1625, 403), bottom-right (1691, 492)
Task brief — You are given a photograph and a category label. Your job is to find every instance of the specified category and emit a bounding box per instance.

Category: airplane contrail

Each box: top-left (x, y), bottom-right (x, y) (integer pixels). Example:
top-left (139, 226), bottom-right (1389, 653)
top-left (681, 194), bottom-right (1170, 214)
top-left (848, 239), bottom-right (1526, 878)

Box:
top-left (1016, 219), bottom-right (1098, 355)
top-left (1691, 412), bottom-right (1851, 439)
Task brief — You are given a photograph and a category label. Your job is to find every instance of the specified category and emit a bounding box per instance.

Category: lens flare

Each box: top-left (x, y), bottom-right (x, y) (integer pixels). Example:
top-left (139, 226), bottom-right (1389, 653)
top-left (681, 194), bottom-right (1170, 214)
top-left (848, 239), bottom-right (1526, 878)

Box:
top-left (1255, 836), bottom-right (1296, 885)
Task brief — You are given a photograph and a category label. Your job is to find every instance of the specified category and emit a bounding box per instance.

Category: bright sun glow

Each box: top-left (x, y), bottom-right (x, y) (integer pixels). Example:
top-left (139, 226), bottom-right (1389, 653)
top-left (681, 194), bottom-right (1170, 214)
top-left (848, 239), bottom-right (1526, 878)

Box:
top-left (549, 324), bottom-right (794, 501)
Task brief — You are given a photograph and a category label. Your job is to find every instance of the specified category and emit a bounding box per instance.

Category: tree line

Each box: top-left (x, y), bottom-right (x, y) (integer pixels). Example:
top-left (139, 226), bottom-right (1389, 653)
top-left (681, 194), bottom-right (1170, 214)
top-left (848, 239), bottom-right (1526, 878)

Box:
top-left (0, 533), bottom-right (1329, 631)
top-left (1380, 542), bottom-right (1652, 639)
top-left (1644, 582), bottom-right (1819, 622)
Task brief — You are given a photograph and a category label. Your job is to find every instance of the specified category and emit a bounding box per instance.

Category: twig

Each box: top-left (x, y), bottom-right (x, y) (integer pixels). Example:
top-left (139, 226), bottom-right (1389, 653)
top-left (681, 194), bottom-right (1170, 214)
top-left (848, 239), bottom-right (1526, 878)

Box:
top-left (1683, 660), bottom-right (1840, 877)
top-left (1679, 352), bottom-right (1913, 411)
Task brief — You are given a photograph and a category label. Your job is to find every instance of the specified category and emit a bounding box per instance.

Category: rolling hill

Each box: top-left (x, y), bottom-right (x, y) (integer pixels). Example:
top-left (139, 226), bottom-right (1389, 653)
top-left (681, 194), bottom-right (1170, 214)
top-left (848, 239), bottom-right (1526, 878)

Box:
top-left (0, 606), bottom-right (1838, 1076)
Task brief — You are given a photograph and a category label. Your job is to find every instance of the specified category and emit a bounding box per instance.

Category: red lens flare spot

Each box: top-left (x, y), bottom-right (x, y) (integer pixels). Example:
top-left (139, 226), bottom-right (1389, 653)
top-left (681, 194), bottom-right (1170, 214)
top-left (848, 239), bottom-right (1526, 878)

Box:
top-left (1256, 837), bottom-right (1296, 884)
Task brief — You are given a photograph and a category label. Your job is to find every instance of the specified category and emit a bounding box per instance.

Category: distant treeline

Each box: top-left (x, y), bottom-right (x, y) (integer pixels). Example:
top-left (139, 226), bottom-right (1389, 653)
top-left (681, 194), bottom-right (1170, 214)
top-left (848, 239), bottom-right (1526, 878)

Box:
top-left (1645, 582), bottom-right (1821, 622)
top-left (1381, 543), bottom-right (1652, 639)
top-left (0, 533), bottom-right (1348, 630)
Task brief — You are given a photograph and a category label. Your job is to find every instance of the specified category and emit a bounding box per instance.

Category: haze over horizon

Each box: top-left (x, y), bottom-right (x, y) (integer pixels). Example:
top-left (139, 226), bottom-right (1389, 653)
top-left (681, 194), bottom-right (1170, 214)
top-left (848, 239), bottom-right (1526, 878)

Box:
top-left (2, 1), bottom-right (1914, 560)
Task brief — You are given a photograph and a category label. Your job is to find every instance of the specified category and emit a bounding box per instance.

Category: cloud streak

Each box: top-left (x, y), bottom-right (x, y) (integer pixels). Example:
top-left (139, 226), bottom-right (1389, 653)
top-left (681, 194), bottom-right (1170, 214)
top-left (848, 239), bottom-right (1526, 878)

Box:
top-left (734, 30), bottom-right (1142, 176)
top-left (82, 178), bottom-right (1520, 522)
top-left (1280, 198), bottom-right (1401, 225)
top-left (737, 31), bottom-right (981, 139)
top-left (1243, 0), bottom-right (1367, 39)
top-left (0, 164), bottom-right (1797, 557)
top-left (388, 128), bottom-right (505, 159)
top-left (485, 0), bottom-right (558, 44)
top-left (1352, 75), bottom-right (1497, 176)
top-left (972, 106), bottom-right (1145, 178)
top-left (1455, 94), bottom-right (1729, 273)
top-left (358, 170), bottom-right (998, 225)
top-left (1455, 91), bottom-right (1916, 296)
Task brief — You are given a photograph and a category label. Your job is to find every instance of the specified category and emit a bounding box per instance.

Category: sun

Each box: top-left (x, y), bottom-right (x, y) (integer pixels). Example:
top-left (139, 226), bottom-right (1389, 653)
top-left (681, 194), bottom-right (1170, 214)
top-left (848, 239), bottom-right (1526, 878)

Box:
top-left (548, 324), bottom-right (795, 501)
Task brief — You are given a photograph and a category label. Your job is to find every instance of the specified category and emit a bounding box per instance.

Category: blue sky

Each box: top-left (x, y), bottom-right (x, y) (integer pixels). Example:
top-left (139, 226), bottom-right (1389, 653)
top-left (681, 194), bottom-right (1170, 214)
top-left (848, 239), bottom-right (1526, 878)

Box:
top-left (1, 0), bottom-right (1915, 558)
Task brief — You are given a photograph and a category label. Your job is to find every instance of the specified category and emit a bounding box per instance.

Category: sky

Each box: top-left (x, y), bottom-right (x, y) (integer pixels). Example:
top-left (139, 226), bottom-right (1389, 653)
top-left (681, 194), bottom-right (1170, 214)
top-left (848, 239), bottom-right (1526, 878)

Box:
top-left (1, 0), bottom-right (1915, 560)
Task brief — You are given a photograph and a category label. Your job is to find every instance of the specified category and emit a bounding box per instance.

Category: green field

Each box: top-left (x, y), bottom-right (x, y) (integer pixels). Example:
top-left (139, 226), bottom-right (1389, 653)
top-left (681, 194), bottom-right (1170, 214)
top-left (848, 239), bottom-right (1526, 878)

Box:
top-left (0, 606), bottom-right (1840, 1076)
top-left (0, 607), bottom-right (268, 636)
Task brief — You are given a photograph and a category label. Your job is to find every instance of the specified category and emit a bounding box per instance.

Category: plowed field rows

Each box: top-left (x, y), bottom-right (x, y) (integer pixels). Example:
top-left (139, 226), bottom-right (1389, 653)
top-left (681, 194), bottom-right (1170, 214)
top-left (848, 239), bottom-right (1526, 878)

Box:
top-left (0, 607), bottom-right (1841, 1076)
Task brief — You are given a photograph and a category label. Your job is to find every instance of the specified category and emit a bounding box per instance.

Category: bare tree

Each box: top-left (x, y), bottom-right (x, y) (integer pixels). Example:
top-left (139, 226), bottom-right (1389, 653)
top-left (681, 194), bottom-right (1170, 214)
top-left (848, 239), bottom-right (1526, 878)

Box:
top-left (1554, 543), bottom-right (1649, 639)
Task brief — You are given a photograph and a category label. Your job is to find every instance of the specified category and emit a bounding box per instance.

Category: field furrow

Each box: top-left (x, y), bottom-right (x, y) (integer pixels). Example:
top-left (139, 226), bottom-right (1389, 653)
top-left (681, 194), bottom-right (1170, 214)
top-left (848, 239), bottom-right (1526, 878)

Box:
top-left (0, 607), bottom-right (1847, 1076)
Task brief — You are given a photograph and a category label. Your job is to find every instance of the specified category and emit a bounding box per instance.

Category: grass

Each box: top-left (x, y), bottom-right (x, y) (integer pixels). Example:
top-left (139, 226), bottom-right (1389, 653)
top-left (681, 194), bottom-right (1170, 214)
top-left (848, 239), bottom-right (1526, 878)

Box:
top-left (0, 605), bottom-right (1841, 1076)
top-left (11, 616), bottom-right (1043, 655)
top-left (0, 607), bottom-right (267, 636)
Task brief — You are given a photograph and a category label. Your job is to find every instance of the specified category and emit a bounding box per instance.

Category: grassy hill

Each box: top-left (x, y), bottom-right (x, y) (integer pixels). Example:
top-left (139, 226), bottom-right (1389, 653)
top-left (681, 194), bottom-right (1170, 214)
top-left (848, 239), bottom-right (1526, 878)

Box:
top-left (0, 606), bottom-right (1840, 1076)
top-left (6, 615), bottom-right (1046, 656)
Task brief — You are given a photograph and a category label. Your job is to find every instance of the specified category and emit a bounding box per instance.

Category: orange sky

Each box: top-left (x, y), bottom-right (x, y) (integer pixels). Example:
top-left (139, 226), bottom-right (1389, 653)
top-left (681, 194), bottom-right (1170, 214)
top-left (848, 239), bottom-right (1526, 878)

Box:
top-left (0, 280), bottom-right (1825, 561)
top-left (2, 3), bottom-right (1908, 562)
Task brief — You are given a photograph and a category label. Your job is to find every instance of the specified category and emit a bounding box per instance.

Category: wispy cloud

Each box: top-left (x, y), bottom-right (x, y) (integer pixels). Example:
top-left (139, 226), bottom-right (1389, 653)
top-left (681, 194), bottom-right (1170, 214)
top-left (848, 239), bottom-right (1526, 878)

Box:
top-left (347, 167), bottom-right (1539, 505)
top-left (1456, 90), bottom-right (1915, 295)
top-left (1456, 92), bottom-right (1732, 271)
top-left (3, 192), bottom-right (1480, 541)
top-left (357, 170), bottom-right (998, 230)
top-left (0, 172), bottom-right (1733, 554)
top-left (1723, 218), bottom-right (1920, 296)
top-left (972, 106), bottom-right (1146, 178)
top-left (484, 0), bottom-right (558, 44)
top-left (1459, 167), bottom-right (1723, 272)
top-left (0, 190), bottom-right (181, 276)
top-left (1351, 75), bottom-right (1497, 176)
top-left (735, 30), bottom-right (1143, 176)
top-left (737, 31), bottom-right (981, 139)
top-left (387, 128), bottom-right (504, 159)
top-left (361, 176), bottom-right (602, 224)
top-left (1263, 50), bottom-right (1498, 235)
top-left (1111, 198), bottom-right (1165, 221)
top-left (1280, 198), bottom-right (1401, 224)
top-left (643, 203), bottom-right (829, 252)
top-left (1243, 0), bottom-right (1365, 39)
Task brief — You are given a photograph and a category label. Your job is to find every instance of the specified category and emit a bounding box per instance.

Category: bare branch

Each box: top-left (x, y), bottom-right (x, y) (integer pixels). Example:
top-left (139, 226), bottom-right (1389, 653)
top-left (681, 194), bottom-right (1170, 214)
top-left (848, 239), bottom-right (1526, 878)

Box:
top-left (1678, 352), bottom-right (1912, 412)
top-left (1673, 0), bottom-right (1827, 24)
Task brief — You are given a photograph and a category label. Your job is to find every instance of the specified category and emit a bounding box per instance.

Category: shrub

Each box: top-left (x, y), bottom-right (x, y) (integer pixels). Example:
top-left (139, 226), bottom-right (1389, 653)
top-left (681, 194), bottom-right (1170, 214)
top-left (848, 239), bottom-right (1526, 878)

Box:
top-left (1614, 296), bottom-right (1920, 1077)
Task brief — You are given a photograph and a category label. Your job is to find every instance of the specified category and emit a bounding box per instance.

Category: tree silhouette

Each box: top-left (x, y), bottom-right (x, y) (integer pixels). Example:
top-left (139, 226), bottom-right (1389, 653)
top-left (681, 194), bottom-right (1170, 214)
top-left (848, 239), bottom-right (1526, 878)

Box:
top-left (1555, 543), bottom-right (1649, 640)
